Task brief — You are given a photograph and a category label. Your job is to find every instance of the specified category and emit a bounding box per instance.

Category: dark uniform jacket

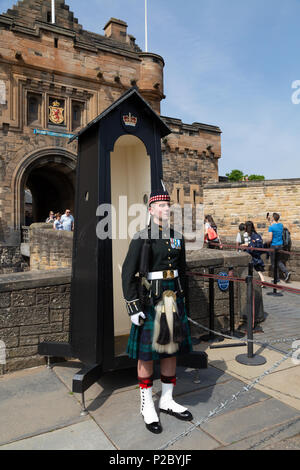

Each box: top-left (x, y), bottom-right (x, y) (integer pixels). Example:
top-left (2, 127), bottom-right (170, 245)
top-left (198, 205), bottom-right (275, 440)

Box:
top-left (122, 221), bottom-right (187, 316)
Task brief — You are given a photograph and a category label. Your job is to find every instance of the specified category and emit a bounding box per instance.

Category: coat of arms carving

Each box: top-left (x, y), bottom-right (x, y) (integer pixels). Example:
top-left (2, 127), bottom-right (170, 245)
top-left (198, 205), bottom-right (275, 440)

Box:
top-left (49, 99), bottom-right (65, 125)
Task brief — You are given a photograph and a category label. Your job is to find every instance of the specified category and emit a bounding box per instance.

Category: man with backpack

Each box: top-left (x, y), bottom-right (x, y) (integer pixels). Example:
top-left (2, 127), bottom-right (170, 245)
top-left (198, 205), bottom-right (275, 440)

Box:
top-left (267, 213), bottom-right (291, 282)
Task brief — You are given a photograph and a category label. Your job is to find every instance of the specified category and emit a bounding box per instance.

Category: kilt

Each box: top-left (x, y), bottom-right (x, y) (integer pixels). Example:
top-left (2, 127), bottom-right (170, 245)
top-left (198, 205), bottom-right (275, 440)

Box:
top-left (126, 279), bottom-right (193, 361)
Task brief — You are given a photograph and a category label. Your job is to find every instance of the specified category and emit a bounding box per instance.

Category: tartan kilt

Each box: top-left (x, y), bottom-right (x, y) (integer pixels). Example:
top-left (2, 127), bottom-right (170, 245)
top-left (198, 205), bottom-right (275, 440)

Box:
top-left (126, 279), bottom-right (193, 361)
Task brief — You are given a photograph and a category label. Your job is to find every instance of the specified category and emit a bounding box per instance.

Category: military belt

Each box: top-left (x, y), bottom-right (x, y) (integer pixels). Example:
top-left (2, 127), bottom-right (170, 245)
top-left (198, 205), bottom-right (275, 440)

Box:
top-left (147, 270), bottom-right (178, 280)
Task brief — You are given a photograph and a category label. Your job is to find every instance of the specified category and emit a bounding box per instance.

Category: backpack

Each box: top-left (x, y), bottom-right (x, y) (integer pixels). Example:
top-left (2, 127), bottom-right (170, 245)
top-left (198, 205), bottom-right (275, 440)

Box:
top-left (249, 233), bottom-right (263, 257)
top-left (282, 227), bottom-right (291, 250)
top-left (207, 226), bottom-right (218, 241)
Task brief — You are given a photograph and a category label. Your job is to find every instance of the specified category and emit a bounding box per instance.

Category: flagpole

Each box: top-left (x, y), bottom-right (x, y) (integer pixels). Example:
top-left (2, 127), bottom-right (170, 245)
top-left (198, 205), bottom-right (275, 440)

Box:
top-left (145, 0), bottom-right (148, 52)
top-left (51, 0), bottom-right (55, 24)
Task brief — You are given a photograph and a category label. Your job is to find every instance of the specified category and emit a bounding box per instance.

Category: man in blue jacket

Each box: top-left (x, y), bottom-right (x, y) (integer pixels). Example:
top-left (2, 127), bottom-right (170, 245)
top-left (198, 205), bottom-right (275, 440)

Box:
top-left (267, 213), bottom-right (290, 282)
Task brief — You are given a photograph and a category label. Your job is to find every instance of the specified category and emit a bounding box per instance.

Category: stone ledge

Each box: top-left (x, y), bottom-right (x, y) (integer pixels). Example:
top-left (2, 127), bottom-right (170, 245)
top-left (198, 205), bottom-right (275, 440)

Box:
top-left (0, 268), bottom-right (71, 293)
top-left (187, 248), bottom-right (250, 268)
top-left (205, 178), bottom-right (300, 189)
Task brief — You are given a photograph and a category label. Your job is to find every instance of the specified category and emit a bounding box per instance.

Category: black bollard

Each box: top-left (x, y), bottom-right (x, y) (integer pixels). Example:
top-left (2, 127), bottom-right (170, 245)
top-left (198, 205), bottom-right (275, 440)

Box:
top-left (236, 264), bottom-right (266, 365)
top-left (227, 266), bottom-right (244, 338)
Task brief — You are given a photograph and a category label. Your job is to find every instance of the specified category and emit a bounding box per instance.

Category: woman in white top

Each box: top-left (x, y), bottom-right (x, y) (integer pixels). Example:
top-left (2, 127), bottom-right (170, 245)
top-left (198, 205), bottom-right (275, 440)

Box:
top-left (236, 223), bottom-right (249, 250)
top-left (204, 215), bottom-right (222, 249)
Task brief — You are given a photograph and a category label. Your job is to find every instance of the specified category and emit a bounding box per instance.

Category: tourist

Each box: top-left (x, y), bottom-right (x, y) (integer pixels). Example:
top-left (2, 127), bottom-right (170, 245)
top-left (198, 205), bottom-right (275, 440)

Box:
top-left (242, 221), bottom-right (266, 285)
top-left (267, 213), bottom-right (290, 282)
top-left (204, 215), bottom-right (222, 249)
top-left (61, 209), bottom-right (74, 231)
top-left (45, 211), bottom-right (55, 224)
top-left (236, 223), bottom-right (249, 250)
top-left (53, 213), bottom-right (64, 230)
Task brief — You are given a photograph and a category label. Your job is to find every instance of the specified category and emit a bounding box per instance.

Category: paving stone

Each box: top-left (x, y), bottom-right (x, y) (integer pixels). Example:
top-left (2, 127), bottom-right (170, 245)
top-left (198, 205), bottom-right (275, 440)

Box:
top-left (174, 377), bottom-right (269, 424)
top-left (221, 418), bottom-right (300, 450)
top-left (0, 420), bottom-right (115, 450)
top-left (262, 431), bottom-right (300, 450)
top-left (0, 366), bottom-right (83, 446)
top-left (167, 427), bottom-right (221, 450)
top-left (153, 365), bottom-right (233, 397)
top-left (201, 398), bottom-right (300, 445)
top-left (88, 388), bottom-right (196, 450)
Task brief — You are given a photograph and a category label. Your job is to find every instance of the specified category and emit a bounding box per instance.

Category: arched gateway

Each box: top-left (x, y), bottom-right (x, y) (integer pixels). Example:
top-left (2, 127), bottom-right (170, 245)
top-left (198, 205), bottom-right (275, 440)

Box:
top-left (12, 147), bottom-right (77, 230)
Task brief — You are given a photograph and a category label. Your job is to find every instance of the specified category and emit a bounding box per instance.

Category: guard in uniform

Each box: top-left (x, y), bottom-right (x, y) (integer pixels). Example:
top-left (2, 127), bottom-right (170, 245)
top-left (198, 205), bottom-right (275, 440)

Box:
top-left (122, 189), bottom-right (193, 434)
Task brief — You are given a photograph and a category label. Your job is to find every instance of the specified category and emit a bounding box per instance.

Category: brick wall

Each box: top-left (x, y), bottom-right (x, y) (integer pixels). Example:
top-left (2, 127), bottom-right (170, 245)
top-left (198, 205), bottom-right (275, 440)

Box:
top-left (29, 224), bottom-right (73, 270)
top-left (186, 248), bottom-right (262, 336)
top-left (204, 179), bottom-right (300, 242)
top-left (0, 245), bottom-right (29, 274)
top-left (162, 117), bottom-right (221, 207)
top-left (0, 268), bottom-right (70, 374)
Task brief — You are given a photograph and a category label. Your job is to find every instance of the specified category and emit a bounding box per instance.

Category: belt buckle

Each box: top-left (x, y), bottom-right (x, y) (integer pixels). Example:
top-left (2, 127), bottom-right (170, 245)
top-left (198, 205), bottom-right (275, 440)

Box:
top-left (163, 270), bottom-right (174, 279)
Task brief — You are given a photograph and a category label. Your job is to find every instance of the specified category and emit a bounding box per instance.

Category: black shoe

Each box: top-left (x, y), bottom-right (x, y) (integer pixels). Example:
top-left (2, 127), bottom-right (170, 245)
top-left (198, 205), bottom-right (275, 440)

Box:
top-left (160, 408), bottom-right (193, 421)
top-left (145, 421), bottom-right (162, 434)
top-left (284, 272), bottom-right (291, 282)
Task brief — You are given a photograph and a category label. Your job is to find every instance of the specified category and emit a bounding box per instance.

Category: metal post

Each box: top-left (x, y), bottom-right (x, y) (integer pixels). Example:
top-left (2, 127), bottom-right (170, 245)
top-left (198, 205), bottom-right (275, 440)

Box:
top-left (229, 275), bottom-right (235, 335)
top-left (200, 268), bottom-right (224, 343)
top-left (209, 268), bottom-right (214, 338)
top-left (211, 267), bottom-right (245, 348)
top-left (236, 264), bottom-right (266, 366)
top-left (247, 273), bottom-right (254, 358)
top-left (80, 392), bottom-right (88, 416)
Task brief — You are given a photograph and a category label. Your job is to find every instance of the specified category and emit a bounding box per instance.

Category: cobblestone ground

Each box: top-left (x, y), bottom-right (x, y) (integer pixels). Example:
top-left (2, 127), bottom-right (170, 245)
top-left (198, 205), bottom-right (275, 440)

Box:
top-left (258, 288), bottom-right (300, 353)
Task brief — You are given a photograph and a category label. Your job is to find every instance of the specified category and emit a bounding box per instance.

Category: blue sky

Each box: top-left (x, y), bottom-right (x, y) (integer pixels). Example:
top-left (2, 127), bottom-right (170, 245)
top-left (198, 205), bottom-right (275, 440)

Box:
top-left (1, 0), bottom-right (300, 179)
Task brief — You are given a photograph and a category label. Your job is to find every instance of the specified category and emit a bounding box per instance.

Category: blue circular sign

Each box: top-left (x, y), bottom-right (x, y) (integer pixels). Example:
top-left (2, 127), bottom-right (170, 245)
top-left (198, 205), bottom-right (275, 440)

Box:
top-left (217, 272), bottom-right (229, 292)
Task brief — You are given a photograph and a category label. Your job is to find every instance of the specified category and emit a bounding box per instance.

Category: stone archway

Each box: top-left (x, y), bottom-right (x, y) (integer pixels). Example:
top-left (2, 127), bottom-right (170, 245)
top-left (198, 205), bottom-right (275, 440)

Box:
top-left (12, 147), bottom-right (77, 228)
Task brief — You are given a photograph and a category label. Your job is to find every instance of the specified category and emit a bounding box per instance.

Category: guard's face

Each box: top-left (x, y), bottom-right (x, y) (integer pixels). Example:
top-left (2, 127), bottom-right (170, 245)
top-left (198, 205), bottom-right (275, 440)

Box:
top-left (149, 201), bottom-right (170, 223)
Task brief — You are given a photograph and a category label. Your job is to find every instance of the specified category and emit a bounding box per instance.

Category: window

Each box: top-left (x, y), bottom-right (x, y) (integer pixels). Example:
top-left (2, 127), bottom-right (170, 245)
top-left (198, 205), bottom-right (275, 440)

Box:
top-left (72, 101), bottom-right (84, 131)
top-left (27, 93), bottom-right (42, 125)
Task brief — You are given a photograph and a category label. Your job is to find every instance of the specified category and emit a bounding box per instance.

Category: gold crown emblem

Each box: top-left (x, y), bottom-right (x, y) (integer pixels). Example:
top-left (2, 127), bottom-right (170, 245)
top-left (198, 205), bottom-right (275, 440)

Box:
top-left (123, 112), bottom-right (137, 127)
top-left (52, 100), bottom-right (61, 107)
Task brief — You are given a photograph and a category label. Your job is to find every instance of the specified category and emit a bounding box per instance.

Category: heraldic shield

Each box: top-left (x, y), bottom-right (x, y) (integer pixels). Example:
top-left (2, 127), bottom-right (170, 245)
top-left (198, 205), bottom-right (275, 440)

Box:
top-left (49, 99), bottom-right (65, 125)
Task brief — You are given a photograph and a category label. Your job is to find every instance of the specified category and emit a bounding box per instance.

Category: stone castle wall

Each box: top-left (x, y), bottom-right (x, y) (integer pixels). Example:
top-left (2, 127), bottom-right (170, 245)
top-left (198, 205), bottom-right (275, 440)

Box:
top-left (29, 224), bottom-right (73, 270)
top-left (162, 118), bottom-right (221, 207)
top-left (0, 268), bottom-right (70, 374)
top-left (204, 179), bottom-right (300, 242)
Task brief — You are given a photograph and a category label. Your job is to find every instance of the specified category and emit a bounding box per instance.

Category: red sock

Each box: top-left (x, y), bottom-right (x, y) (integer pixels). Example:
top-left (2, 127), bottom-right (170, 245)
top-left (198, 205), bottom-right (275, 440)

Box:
top-left (138, 375), bottom-right (153, 389)
top-left (161, 374), bottom-right (176, 386)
